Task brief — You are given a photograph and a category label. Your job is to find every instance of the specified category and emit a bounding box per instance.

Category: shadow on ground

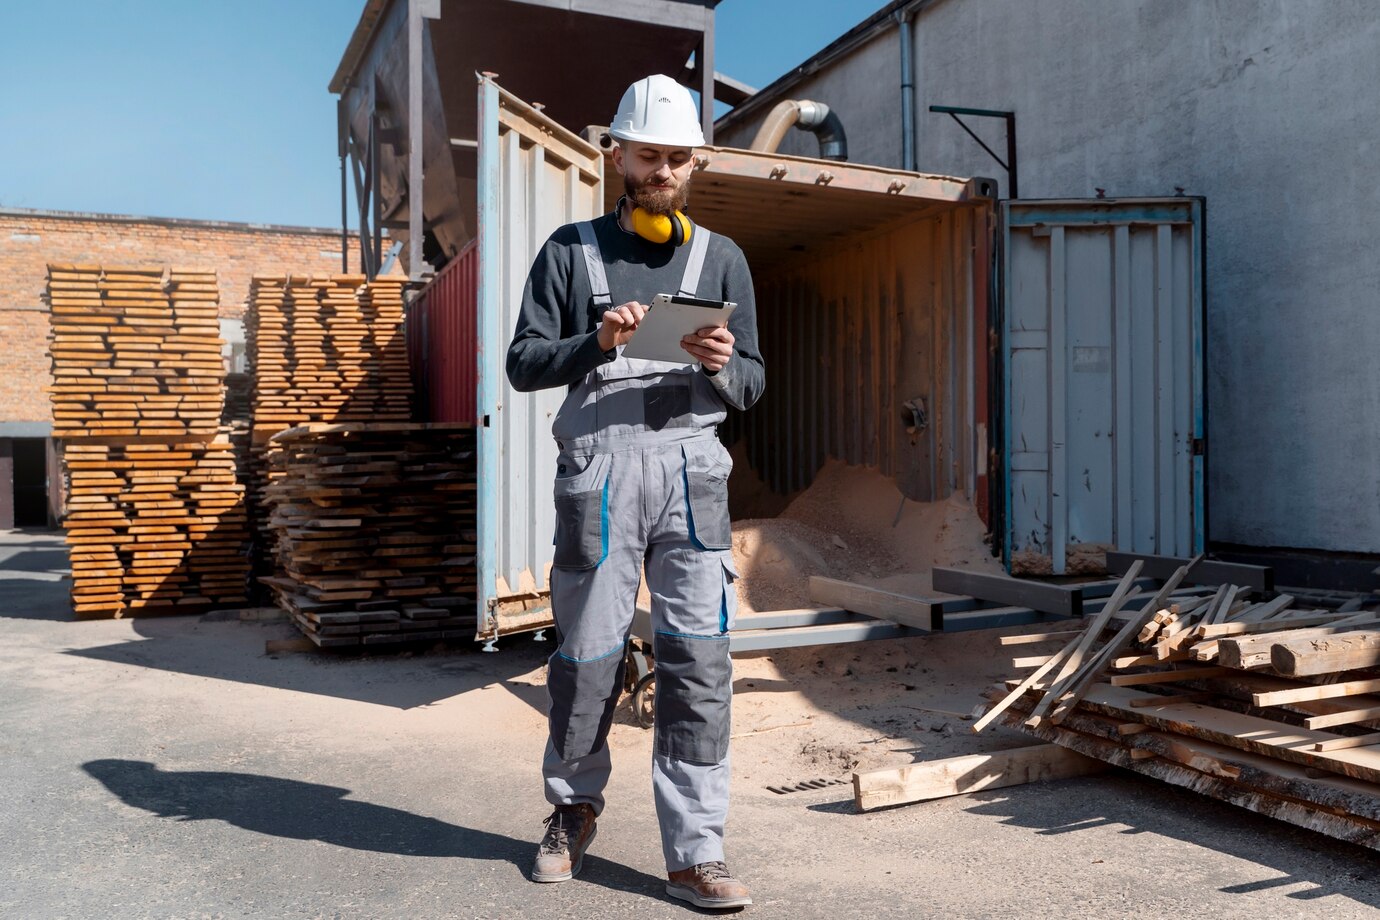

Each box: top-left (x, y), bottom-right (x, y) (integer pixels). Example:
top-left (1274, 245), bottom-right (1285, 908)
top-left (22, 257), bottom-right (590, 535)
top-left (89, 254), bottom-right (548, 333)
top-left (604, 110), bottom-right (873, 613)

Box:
top-left (0, 531), bottom-right (71, 621)
top-left (81, 758), bottom-right (665, 899)
top-left (65, 620), bottom-right (556, 711)
top-left (960, 771), bottom-right (1380, 908)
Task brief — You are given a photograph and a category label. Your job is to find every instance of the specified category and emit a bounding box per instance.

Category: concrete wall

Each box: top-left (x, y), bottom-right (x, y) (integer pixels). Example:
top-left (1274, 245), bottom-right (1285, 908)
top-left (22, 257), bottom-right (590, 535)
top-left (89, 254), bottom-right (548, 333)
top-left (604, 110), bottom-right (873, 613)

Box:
top-left (715, 0), bottom-right (1380, 555)
top-left (717, 33), bottom-right (901, 168)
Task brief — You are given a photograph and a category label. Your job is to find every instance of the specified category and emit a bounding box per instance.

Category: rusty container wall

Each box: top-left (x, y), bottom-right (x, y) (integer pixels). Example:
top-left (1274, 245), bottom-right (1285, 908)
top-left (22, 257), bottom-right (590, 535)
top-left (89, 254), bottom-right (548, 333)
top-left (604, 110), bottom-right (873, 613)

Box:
top-left (723, 204), bottom-right (988, 509)
top-left (409, 240), bottom-right (479, 423)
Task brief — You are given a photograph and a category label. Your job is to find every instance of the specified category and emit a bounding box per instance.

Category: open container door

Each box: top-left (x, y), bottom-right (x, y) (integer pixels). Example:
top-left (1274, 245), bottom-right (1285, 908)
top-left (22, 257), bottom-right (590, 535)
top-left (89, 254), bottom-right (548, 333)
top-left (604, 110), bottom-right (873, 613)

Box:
top-left (1002, 198), bottom-right (1206, 576)
top-left (475, 75), bottom-right (604, 640)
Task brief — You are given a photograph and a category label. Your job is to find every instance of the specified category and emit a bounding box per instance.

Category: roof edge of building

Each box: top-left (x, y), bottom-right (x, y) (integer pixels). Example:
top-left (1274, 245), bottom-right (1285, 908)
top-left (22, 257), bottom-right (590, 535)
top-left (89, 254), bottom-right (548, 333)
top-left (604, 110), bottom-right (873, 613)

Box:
top-left (0, 206), bottom-right (354, 239)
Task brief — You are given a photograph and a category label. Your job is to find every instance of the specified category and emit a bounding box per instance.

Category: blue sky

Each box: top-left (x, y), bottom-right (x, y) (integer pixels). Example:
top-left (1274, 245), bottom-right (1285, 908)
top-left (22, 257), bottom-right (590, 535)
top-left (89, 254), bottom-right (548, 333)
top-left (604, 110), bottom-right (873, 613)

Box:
top-left (0, 0), bottom-right (881, 228)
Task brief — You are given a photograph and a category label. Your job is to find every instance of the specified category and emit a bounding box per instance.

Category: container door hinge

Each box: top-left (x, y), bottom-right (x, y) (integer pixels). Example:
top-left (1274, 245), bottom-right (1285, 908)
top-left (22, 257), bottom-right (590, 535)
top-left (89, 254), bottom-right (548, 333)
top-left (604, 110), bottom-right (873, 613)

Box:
top-left (1191, 438), bottom-right (1206, 456)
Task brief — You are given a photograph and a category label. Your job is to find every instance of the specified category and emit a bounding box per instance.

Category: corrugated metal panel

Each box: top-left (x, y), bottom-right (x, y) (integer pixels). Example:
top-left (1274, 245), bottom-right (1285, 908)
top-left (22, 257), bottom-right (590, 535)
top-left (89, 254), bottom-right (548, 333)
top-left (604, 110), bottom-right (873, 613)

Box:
top-left (1003, 198), bottom-right (1205, 574)
top-left (476, 77), bottom-right (604, 638)
top-left (408, 241), bottom-right (479, 423)
top-left (721, 204), bottom-right (989, 504)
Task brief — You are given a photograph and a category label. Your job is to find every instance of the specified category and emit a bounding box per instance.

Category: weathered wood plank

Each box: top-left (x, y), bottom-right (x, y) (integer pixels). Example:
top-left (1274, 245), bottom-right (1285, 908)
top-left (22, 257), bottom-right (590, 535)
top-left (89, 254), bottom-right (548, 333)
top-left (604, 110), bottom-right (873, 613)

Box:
top-left (1272, 632), bottom-right (1380, 677)
top-left (852, 743), bottom-right (1105, 811)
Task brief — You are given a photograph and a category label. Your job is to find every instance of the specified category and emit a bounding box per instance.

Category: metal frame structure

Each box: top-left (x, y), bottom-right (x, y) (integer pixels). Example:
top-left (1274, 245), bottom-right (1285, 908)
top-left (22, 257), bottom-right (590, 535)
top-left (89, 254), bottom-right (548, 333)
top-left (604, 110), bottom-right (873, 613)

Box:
top-left (331, 0), bottom-right (722, 281)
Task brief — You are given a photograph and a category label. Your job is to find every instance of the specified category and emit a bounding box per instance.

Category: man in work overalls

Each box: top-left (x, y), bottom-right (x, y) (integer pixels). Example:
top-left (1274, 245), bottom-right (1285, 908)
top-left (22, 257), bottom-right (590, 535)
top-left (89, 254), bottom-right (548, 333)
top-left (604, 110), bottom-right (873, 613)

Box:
top-left (506, 73), bottom-right (764, 910)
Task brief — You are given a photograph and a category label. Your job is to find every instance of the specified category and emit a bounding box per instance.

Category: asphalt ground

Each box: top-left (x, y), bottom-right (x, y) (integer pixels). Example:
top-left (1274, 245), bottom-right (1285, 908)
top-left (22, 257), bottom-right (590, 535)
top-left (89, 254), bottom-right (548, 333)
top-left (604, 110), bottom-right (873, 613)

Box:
top-left (3, 529), bottom-right (1379, 919)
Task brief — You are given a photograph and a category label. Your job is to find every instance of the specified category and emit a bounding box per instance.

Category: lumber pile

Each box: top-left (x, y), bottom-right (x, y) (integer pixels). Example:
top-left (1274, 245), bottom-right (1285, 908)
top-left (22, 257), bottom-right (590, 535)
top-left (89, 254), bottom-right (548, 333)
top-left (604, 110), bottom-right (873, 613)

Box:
top-left (973, 557), bottom-right (1380, 849)
top-left (259, 423), bottom-right (477, 647)
top-left (244, 275), bottom-right (415, 579)
top-left (47, 265), bottom-right (250, 618)
top-left (47, 265), bottom-right (224, 438)
top-left (245, 274), bottom-right (412, 427)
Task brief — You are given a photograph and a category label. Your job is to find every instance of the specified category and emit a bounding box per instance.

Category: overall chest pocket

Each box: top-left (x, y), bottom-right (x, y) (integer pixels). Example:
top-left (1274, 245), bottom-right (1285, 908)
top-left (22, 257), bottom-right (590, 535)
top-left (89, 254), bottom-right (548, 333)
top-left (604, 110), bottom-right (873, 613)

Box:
top-left (552, 452), bottom-right (613, 569)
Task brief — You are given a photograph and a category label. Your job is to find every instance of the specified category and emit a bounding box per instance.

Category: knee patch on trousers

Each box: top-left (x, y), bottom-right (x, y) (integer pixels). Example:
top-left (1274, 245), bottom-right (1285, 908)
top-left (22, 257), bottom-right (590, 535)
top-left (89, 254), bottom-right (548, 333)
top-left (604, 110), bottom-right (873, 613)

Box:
top-left (653, 632), bottom-right (732, 765)
top-left (547, 643), bottom-right (626, 761)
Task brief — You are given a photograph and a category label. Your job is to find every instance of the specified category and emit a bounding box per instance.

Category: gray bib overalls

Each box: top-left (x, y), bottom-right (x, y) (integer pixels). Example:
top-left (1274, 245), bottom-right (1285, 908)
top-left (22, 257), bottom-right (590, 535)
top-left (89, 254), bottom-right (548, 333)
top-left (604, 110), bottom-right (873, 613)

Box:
top-left (542, 220), bottom-right (739, 873)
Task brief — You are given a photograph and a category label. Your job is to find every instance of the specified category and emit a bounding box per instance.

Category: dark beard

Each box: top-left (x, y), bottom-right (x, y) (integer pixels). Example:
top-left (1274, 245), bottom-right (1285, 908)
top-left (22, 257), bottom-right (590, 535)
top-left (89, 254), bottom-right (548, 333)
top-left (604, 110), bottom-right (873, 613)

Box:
top-left (624, 172), bottom-right (690, 216)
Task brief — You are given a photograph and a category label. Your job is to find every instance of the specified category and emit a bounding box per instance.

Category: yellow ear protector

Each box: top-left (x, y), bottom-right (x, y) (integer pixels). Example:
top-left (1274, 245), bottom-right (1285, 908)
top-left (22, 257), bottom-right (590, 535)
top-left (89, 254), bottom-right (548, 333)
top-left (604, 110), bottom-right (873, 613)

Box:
top-left (630, 207), bottom-right (692, 246)
top-left (618, 196), bottom-right (692, 246)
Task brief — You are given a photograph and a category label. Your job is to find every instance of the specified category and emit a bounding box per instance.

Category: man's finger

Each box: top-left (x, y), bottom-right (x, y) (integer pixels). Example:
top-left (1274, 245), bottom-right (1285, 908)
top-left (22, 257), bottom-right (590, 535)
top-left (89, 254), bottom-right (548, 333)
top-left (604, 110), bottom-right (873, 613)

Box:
top-left (682, 334), bottom-right (732, 353)
top-left (694, 325), bottom-right (732, 342)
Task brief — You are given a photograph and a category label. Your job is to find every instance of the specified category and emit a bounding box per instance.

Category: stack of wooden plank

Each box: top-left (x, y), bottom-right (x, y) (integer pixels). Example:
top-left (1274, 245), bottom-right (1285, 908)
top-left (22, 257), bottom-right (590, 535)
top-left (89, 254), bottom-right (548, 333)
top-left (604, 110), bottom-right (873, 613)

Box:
top-left (259, 422), bottom-right (477, 647)
top-left (61, 439), bottom-right (251, 617)
top-left (47, 265), bottom-right (225, 438)
top-left (974, 557), bottom-right (1380, 849)
top-left (245, 274), bottom-right (412, 428)
top-left (47, 265), bottom-right (250, 618)
top-left (243, 275), bottom-right (415, 578)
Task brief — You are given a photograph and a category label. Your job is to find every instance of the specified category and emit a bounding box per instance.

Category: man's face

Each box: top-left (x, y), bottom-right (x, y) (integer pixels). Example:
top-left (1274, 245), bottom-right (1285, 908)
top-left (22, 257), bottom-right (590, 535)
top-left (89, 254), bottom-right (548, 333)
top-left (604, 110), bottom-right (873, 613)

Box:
top-left (613, 141), bottom-right (694, 215)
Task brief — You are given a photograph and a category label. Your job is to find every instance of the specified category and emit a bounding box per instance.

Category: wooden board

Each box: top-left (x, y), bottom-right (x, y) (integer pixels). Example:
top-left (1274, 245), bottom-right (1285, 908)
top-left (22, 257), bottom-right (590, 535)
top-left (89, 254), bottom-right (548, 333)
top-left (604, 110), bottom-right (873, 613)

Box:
top-left (852, 743), bottom-right (1106, 811)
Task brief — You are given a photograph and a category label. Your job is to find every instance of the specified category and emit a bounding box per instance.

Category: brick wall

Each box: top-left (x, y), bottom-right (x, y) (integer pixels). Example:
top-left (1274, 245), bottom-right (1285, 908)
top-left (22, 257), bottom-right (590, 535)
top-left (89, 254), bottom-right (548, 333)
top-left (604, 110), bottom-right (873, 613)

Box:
top-left (0, 208), bottom-right (399, 425)
top-left (0, 309), bottom-right (53, 423)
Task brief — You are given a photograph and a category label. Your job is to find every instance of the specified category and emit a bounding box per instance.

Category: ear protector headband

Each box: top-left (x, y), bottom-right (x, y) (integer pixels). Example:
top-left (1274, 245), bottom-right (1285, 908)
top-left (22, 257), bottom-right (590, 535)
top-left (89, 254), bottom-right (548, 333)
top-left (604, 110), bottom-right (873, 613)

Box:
top-left (619, 196), bottom-right (692, 246)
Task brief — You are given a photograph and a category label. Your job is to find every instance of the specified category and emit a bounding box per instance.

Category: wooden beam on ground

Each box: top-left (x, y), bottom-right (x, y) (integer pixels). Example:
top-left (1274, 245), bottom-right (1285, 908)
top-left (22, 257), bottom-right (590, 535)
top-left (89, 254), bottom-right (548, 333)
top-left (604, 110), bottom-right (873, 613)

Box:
top-left (986, 692), bottom-right (1380, 842)
top-left (1304, 707), bottom-right (1380, 731)
top-left (1217, 623), bottom-right (1376, 669)
top-left (1024, 561), bottom-right (1146, 723)
top-left (1272, 632), bottom-right (1380, 677)
top-left (1253, 678), bottom-right (1380, 708)
top-left (1066, 682), bottom-right (1380, 785)
top-left (1195, 612), bottom-right (1369, 640)
top-left (852, 743), bottom-right (1105, 811)
top-left (1109, 666), bottom-right (1232, 686)
top-left (1316, 733), bottom-right (1380, 753)
top-left (931, 568), bottom-right (1084, 618)
top-left (1106, 551), bottom-right (1273, 593)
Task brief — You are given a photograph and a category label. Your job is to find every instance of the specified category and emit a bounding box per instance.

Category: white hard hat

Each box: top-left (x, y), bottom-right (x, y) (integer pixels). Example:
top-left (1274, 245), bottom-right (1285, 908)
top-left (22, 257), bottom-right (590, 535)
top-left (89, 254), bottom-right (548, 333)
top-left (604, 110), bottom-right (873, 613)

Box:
top-left (608, 74), bottom-right (705, 148)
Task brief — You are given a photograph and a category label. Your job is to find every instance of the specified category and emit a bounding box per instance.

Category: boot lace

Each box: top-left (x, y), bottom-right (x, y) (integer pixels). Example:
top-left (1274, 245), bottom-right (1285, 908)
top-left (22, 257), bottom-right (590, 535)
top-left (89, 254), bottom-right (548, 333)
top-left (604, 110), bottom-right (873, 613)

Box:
top-left (539, 808), bottom-right (584, 855)
top-left (694, 861), bottom-right (732, 882)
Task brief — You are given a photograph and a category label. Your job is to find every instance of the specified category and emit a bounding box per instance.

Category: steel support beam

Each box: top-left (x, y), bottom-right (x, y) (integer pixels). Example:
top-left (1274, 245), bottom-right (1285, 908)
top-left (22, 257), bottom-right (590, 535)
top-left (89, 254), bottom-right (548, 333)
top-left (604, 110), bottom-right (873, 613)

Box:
top-left (406, 0), bottom-right (425, 280)
top-left (1106, 552), bottom-right (1273, 594)
top-left (698, 6), bottom-right (714, 144)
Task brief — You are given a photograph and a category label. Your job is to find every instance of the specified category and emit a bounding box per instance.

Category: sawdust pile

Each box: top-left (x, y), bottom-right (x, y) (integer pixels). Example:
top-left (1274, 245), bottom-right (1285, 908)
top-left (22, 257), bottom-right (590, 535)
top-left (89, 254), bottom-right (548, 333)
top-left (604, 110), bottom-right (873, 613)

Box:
top-left (729, 460), bottom-right (1004, 613)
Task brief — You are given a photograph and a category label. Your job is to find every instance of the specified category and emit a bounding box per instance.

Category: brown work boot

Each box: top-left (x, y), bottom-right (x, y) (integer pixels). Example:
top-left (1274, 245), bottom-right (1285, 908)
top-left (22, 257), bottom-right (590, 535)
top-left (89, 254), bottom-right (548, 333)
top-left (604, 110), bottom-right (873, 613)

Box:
top-left (530, 803), bottom-right (598, 883)
top-left (666, 861), bottom-right (753, 909)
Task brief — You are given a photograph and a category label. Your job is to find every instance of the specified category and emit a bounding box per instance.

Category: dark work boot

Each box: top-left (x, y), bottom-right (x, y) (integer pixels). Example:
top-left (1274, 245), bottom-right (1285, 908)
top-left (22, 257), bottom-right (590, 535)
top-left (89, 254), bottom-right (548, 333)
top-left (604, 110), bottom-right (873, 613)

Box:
top-left (531, 803), bottom-right (598, 883)
top-left (666, 861), bottom-right (753, 909)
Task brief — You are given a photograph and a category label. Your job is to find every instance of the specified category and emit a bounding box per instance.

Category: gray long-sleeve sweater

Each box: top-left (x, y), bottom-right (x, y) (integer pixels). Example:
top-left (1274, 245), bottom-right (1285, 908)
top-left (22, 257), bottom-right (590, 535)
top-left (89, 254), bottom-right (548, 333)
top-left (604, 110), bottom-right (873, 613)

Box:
top-left (505, 211), bottom-right (765, 413)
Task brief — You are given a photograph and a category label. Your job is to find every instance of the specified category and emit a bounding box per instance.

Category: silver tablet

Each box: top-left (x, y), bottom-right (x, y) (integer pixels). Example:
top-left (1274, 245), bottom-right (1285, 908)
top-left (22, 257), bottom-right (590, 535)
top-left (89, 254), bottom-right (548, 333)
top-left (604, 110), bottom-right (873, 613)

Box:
top-left (620, 294), bottom-right (738, 364)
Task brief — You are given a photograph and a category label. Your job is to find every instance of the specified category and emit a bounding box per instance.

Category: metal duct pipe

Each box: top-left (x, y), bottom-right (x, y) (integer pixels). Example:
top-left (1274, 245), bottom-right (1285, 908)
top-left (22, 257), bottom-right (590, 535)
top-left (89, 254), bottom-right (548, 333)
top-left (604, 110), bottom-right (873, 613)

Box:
top-left (749, 99), bottom-right (849, 161)
top-left (897, 9), bottom-right (916, 171)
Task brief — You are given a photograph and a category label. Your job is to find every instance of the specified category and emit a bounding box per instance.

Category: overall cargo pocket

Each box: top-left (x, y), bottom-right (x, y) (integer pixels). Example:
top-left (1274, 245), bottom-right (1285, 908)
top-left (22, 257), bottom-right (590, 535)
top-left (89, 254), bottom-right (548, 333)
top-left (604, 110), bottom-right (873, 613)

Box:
top-left (682, 440), bottom-right (733, 550)
top-left (552, 452), bottom-right (612, 569)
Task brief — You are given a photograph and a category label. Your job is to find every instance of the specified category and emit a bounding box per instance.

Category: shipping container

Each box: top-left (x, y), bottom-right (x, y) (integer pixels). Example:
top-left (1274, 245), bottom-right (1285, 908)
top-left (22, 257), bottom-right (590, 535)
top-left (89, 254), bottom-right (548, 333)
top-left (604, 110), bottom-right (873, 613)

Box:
top-left (408, 76), bottom-right (1206, 641)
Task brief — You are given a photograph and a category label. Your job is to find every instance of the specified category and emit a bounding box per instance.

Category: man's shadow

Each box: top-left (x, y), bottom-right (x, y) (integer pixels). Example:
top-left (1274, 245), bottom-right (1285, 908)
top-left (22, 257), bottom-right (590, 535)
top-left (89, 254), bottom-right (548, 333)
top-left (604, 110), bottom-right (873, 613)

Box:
top-left (82, 759), bottom-right (664, 897)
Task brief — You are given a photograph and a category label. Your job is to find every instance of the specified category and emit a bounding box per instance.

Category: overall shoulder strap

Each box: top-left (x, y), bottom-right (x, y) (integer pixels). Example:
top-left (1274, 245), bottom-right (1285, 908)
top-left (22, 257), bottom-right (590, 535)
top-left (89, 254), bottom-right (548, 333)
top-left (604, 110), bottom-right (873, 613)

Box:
top-left (678, 226), bottom-right (712, 298)
top-left (574, 220), bottom-right (613, 308)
